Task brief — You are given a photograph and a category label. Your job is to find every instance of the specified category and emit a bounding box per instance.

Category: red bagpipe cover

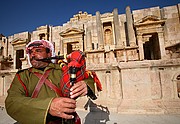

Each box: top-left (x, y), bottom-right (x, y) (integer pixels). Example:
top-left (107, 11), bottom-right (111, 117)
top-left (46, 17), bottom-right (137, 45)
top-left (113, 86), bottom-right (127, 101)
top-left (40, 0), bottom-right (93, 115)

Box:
top-left (59, 50), bottom-right (102, 97)
top-left (59, 50), bottom-right (102, 124)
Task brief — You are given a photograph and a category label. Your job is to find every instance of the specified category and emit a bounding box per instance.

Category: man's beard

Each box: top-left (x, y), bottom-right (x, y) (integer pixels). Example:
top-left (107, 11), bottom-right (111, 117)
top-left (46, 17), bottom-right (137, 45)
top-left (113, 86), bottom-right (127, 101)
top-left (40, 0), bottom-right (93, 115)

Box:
top-left (30, 57), bottom-right (50, 68)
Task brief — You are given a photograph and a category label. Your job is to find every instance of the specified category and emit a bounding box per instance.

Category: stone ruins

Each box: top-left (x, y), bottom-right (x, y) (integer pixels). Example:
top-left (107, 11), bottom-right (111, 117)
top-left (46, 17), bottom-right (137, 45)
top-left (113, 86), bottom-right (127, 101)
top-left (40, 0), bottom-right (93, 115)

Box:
top-left (0, 3), bottom-right (180, 114)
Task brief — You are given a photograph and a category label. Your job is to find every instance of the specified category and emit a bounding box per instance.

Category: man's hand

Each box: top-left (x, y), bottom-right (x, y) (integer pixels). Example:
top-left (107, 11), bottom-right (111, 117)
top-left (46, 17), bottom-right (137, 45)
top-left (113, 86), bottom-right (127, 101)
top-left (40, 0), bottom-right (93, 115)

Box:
top-left (70, 80), bottom-right (88, 99)
top-left (49, 97), bottom-right (76, 119)
top-left (49, 81), bottom-right (87, 119)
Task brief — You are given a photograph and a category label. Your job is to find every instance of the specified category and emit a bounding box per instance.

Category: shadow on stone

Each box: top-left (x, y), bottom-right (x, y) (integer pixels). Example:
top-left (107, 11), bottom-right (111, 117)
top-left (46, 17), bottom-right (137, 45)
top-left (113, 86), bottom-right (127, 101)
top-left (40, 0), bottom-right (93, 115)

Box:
top-left (84, 99), bottom-right (110, 124)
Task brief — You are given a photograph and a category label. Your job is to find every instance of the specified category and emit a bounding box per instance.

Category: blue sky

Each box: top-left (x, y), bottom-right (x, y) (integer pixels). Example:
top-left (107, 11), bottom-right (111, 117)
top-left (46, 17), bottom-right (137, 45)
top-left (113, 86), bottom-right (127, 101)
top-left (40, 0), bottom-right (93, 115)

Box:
top-left (0, 0), bottom-right (179, 36)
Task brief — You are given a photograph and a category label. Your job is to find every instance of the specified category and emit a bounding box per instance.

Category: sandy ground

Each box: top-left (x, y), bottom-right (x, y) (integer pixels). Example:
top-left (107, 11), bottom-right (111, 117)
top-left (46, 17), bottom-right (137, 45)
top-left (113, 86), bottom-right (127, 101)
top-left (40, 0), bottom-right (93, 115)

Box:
top-left (1, 106), bottom-right (180, 124)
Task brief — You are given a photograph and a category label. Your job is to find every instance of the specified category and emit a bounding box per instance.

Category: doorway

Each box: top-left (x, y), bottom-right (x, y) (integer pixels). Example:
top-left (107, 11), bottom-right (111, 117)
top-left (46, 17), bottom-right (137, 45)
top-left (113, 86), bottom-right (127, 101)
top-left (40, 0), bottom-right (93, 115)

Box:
top-left (67, 42), bottom-right (80, 54)
top-left (67, 43), bottom-right (72, 54)
top-left (143, 33), bottom-right (161, 60)
top-left (16, 49), bottom-right (24, 69)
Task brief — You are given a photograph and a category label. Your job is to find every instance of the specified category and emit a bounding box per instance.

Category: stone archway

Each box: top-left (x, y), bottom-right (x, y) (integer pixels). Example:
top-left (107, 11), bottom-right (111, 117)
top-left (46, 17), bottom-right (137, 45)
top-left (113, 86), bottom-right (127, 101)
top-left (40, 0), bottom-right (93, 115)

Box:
top-left (104, 28), bottom-right (113, 45)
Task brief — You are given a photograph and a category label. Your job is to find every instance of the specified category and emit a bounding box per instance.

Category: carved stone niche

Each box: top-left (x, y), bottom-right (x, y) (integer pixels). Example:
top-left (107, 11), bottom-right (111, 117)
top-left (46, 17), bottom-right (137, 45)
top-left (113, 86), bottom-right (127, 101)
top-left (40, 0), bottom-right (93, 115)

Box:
top-left (0, 56), bottom-right (13, 70)
top-left (11, 38), bottom-right (29, 70)
top-left (36, 25), bottom-right (49, 40)
top-left (59, 27), bottom-right (84, 54)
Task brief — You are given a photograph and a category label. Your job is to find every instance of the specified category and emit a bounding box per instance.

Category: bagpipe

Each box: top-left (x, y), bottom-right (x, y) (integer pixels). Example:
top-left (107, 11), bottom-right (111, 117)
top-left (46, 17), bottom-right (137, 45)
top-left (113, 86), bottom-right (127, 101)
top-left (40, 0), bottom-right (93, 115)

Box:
top-left (58, 50), bottom-right (102, 100)
top-left (39, 50), bottom-right (102, 124)
top-left (38, 50), bottom-right (102, 100)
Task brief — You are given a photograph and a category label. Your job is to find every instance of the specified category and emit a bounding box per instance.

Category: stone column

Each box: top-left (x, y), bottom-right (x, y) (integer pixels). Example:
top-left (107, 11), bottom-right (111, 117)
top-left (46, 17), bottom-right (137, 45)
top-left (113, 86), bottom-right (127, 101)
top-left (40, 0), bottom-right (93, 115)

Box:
top-left (49, 25), bottom-right (53, 42)
top-left (60, 38), bottom-right (64, 55)
top-left (96, 11), bottom-right (104, 49)
top-left (178, 4), bottom-right (180, 22)
top-left (137, 34), bottom-right (144, 60)
top-left (0, 76), bottom-right (3, 96)
top-left (46, 32), bottom-right (49, 40)
top-left (79, 39), bottom-right (84, 52)
top-left (126, 6), bottom-right (136, 47)
top-left (86, 28), bottom-right (92, 51)
top-left (113, 8), bottom-right (123, 47)
top-left (123, 45), bottom-right (128, 62)
top-left (106, 72), bottom-right (111, 97)
top-left (4, 38), bottom-right (8, 57)
top-left (0, 38), bottom-right (2, 48)
top-left (158, 32), bottom-right (166, 59)
top-left (13, 50), bottom-right (16, 70)
top-left (63, 43), bottom-right (67, 55)
top-left (3, 76), bottom-right (6, 96)
top-left (173, 80), bottom-right (179, 99)
top-left (111, 22), bottom-right (116, 45)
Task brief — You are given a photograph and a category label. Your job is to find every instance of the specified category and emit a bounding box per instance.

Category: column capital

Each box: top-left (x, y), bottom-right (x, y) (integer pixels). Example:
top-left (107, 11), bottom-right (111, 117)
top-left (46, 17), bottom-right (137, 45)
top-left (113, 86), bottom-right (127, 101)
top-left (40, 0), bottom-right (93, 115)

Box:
top-left (137, 32), bottom-right (143, 36)
top-left (158, 32), bottom-right (164, 38)
top-left (137, 34), bottom-right (143, 40)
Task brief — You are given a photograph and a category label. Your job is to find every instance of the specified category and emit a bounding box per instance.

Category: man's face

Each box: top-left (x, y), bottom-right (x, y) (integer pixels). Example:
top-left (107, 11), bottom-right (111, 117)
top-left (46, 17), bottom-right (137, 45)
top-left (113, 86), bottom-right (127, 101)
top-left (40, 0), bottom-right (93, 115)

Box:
top-left (29, 47), bottom-right (51, 68)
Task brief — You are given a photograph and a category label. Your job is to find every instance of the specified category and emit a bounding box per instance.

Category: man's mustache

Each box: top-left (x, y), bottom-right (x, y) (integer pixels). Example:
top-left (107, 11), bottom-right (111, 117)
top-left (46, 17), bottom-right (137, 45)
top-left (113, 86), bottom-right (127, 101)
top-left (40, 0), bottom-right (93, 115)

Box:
top-left (30, 57), bottom-right (39, 61)
top-left (30, 56), bottom-right (52, 62)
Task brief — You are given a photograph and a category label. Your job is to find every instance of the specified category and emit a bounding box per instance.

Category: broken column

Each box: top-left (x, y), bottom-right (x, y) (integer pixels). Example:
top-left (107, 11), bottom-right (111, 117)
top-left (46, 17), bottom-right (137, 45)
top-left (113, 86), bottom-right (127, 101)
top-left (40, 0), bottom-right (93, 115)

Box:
top-left (113, 8), bottom-right (123, 47)
top-left (96, 11), bottom-right (104, 49)
top-left (86, 28), bottom-right (92, 51)
top-left (126, 6), bottom-right (136, 47)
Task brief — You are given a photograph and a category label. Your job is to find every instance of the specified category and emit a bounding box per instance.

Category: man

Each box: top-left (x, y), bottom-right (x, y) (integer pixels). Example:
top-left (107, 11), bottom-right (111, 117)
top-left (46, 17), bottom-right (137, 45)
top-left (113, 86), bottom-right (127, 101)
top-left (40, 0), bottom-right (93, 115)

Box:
top-left (5, 40), bottom-right (95, 124)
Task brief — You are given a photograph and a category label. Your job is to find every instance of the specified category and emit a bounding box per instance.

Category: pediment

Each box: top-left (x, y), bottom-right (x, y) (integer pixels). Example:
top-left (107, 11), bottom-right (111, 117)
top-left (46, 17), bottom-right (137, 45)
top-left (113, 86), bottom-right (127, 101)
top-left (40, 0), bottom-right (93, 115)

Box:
top-left (11, 38), bottom-right (28, 46)
top-left (60, 28), bottom-right (84, 37)
top-left (135, 15), bottom-right (165, 26)
top-left (101, 13), bottom-right (113, 18)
